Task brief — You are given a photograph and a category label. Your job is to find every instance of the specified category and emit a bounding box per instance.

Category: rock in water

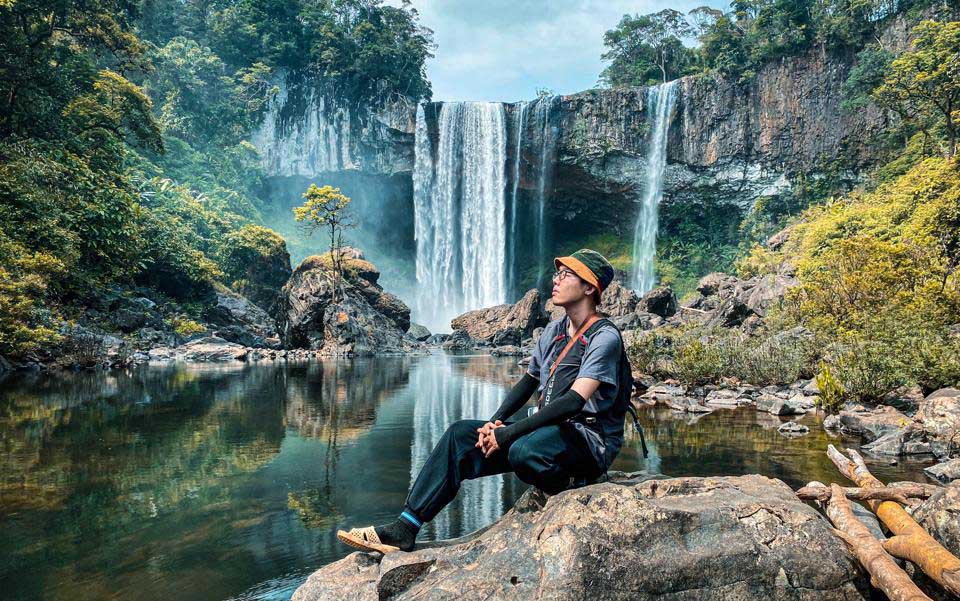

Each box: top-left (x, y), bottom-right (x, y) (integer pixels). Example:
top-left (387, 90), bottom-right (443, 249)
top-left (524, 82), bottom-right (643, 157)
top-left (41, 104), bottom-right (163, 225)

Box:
top-left (450, 289), bottom-right (547, 343)
top-left (924, 458), bottom-right (960, 484)
top-left (274, 250), bottom-right (419, 355)
top-left (293, 475), bottom-right (867, 600)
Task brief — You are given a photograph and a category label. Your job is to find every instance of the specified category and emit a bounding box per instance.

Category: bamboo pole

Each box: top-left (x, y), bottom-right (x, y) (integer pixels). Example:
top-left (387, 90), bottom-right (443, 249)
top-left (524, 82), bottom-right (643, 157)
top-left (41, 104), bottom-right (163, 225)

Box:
top-left (796, 484), bottom-right (931, 505)
top-left (827, 444), bottom-right (960, 597)
top-left (826, 484), bottom-right (932, 601)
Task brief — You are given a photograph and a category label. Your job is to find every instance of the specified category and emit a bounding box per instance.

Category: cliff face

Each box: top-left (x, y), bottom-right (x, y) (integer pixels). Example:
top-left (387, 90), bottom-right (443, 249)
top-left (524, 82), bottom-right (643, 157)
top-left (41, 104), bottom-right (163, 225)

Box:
top-left (253, 79), bottom-right (417, 178)
top-left (252, 15), bottom-right (912, 296)
top-left (547, 46), bottom-right (894, 238)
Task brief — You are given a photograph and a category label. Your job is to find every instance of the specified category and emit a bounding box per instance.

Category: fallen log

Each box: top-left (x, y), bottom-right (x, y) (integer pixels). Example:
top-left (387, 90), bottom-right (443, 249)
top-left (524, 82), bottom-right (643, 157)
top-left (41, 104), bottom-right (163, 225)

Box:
top-left (827, 444), bottom-right (960, 597)
top-left (796, 484), bottom-right (931, 505)
top-left (825, 484), bottom-right (932, 601)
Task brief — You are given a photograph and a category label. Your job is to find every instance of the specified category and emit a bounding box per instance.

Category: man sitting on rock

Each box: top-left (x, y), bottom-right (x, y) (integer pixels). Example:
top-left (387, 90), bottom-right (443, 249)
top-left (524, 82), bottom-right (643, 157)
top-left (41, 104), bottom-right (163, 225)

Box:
top-left (337, 249), bottom-right (629, 554)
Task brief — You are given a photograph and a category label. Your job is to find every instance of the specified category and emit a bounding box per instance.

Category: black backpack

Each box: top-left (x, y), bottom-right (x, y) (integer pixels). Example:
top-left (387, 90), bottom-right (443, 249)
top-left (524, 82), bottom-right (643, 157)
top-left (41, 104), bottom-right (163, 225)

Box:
top-left (584, 318), bottom-right (649, 459)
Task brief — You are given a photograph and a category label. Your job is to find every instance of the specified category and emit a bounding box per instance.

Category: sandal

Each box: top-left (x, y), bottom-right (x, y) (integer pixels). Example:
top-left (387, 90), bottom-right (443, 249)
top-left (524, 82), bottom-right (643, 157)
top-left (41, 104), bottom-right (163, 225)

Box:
top-left (336, 526), bottom-right (400, 554)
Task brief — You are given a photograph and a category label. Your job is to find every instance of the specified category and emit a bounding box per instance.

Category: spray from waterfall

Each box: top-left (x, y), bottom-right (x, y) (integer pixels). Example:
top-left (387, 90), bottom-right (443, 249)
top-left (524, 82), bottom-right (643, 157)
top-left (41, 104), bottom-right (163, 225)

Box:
top-left (632, 81), bottom-right (679, 294)
top-left (413, 102), bottom-right (507, 332)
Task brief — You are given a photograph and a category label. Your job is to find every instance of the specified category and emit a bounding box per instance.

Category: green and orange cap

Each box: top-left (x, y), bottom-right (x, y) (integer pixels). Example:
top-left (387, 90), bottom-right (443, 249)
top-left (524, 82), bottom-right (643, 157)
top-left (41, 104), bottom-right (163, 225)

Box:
top-left (554, 248), bottom-right (614, 304)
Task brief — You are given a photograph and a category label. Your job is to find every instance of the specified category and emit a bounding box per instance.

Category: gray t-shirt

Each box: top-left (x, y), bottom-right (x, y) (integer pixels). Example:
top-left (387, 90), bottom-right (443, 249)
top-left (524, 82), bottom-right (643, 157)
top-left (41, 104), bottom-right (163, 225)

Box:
top-left (527, 317), bottom-right (621, 408)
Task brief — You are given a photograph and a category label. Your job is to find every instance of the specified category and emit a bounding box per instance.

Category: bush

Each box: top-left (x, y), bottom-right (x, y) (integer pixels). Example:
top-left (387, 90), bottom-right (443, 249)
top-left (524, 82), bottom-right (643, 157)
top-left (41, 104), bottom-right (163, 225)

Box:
top-left (814, 362), bottom-right (844, 415)
top-left (0, 233), bottom-right (64, 357)
top-left (628, 324), bottom-right (816, 387)
top-left (170, 316), bottom-right (206, 337)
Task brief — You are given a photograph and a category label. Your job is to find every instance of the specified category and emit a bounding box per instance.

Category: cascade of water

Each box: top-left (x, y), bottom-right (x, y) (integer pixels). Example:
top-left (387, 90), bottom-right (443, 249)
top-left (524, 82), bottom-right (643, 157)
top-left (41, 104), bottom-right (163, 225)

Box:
top-left (409, 356), bottom-right (504, 539)
top-left (413, 102), bottom-right (507, 332)
top-left (253, 81), bottom-right (354, 177)
top-left (533, 96), bottom-right (558, 284)
top-left (632, 80), bottom-right (679, 294)
top-left (507, 101), bottom-right (527, 300)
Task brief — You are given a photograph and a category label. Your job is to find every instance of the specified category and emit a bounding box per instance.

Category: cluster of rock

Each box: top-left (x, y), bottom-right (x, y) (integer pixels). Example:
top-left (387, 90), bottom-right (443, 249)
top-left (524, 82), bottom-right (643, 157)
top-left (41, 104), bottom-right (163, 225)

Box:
top-left (274, 248), bottom-right (424, 356)
top-left (293, 472), bottom-right (960, 600)
top-left (823, 388), bottom-right (960, 483)
top-left (639, 378), bottom-right (819, 420)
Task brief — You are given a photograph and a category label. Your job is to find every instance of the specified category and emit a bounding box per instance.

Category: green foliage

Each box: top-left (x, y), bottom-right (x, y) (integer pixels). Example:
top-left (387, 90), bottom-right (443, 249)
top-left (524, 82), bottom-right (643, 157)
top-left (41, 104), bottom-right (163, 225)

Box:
top-left (756, 156), bottom-right (960, 400)
top-left (169, 316), bottom-right (206, 337)
top-left (144, 37), bottom-right (276, 149)
top-left (600, 10), bottom-right (695, 87)
top-left (141, 0), bottom-right (433, 104)
top-left (219, 224), bottom-right (290, 307)
top-left (874, 20), bottom-right (960, 156)
top-left (627, 325), bottom-right (817, 386)
top-left (0, 232), bottom-right (64, 356)
top-left (602, 1), bottom-right (933, 88)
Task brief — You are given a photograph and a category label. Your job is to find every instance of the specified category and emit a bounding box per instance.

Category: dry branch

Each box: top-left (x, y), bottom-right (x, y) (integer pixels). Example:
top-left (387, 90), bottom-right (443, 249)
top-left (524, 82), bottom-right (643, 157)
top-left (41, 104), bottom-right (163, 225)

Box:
top-left (826, 484), bottom-right (932, 601)
top-left (796, 484), bottom-right (931, 505)
top-left (827, 444), bottom-right (960, 596)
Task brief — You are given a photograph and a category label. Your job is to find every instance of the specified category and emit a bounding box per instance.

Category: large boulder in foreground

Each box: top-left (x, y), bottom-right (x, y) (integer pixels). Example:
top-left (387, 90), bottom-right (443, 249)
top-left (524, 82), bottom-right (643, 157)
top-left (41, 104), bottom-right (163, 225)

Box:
top-left (450, 289), bottom-right (547, 345)
top-left (293, 474), bottom-right (867, 600)
top-left (274, 249), bottom-right (419, 355)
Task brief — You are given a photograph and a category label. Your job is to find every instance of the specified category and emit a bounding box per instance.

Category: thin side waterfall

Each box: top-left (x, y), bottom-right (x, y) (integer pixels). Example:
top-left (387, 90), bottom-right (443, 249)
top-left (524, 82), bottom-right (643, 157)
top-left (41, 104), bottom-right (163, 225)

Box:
top-left (632, 80), bottom-right (679, 293)
top-left (507, 101), bottom-right (527, 300)
top-left (413, 102), bottom-right (507, 332)
top-left (533, 96), bottom-right (558, 283)
top-left (409, 356), bottom-right (504, 539)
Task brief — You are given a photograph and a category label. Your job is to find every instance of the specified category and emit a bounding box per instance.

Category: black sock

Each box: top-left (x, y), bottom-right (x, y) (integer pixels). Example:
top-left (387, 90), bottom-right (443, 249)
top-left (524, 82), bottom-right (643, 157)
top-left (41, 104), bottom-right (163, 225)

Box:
top-left (374, 518), bottom-right (418, 552)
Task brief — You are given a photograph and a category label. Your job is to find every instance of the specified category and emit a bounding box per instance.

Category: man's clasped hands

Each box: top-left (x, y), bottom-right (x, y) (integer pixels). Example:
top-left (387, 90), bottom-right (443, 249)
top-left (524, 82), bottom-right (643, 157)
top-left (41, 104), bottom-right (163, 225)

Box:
top-left (475, 421), bottom-right (504, 458)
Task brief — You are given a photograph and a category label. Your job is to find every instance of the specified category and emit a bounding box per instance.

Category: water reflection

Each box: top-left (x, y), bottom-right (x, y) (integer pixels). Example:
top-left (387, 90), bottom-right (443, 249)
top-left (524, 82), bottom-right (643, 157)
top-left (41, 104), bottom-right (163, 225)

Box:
top-left (409, 354), bottom-right (509, 539)
top-left (0, 355), bottom-right (937, 601)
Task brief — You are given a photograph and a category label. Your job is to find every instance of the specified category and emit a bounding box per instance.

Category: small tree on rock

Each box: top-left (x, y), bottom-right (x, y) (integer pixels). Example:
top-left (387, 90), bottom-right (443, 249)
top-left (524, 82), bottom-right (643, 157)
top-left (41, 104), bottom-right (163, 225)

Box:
top-left (294, 184), bottom-right (355, 302)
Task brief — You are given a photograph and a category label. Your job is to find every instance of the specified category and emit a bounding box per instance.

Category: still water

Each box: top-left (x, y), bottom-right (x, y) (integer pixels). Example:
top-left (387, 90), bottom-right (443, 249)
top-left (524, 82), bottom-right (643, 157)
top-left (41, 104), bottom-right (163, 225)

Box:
top-left (0, 353), bottom-right (934, 601)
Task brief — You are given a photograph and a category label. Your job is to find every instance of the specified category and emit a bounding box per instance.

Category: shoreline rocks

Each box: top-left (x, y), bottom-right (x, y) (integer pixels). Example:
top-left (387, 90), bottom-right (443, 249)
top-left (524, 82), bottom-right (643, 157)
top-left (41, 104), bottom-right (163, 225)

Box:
top-left (293, 474), bottom-right (869, 600)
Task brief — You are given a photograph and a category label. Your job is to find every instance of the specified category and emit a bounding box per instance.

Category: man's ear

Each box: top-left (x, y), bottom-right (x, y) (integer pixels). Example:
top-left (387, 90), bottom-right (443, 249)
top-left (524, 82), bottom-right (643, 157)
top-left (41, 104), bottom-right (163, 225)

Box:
top-left (583, 283), bottom-right (597, 299)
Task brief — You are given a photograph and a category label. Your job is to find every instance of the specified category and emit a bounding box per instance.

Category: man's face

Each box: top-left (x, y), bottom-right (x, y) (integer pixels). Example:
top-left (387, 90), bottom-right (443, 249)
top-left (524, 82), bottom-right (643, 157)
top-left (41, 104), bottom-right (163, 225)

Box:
top-left (551, 267), bottom-right (592, 307)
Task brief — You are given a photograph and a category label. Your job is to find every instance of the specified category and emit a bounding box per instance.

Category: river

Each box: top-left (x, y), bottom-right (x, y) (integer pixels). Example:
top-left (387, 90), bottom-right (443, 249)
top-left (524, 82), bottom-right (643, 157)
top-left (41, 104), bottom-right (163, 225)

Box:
top-left (0, 354), bottom-right (934, 600)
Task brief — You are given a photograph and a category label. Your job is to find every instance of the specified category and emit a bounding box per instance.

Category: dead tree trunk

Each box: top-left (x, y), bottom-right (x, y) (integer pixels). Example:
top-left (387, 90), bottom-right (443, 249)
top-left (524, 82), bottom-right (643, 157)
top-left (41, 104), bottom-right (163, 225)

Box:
top-left (827, 444), bottom-right (960, 596)
top-left (796, 484), bottom-right (931, 505)
top-left (826, 484), bottom-right (932, 601)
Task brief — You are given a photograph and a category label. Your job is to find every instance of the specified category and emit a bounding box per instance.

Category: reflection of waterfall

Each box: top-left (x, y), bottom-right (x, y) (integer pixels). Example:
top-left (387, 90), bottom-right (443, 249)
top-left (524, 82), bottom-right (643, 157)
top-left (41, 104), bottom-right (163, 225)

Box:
top-left (409, 356), bottom-right (504, 539)
top-left (507, 101), bottom-right (527, 300)
top-left (632, 81), bottom-right (679, 293)
top-left (532, 96), bottom-right (558, 285)
top-left (413, 102), bottom-right (507, 332)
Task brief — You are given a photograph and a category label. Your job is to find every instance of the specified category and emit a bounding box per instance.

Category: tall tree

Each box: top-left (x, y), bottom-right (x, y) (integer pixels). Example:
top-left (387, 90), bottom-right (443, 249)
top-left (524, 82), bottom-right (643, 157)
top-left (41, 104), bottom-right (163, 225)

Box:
top-left (600, 9), bottom-right (694, 87)
top-left (874, 20), bottom-right (960, 156)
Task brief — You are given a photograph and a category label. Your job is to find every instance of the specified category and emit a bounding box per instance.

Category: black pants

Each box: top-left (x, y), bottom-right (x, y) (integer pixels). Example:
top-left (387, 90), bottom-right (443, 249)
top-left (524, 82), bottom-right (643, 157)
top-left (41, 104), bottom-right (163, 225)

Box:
top-left (403, 419), bottom-right (594, 524)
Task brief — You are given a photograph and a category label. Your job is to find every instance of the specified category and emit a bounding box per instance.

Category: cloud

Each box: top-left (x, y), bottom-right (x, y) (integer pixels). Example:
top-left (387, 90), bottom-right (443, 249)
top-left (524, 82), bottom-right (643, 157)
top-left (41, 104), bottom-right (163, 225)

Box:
top-left (387, 0), bottom-right (727, 102)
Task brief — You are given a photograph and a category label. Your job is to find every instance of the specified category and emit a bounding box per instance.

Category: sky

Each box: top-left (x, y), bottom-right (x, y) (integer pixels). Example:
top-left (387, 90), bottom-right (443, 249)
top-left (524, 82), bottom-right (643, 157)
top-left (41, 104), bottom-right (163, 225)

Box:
top-left (387, 0), bottom-right (728, 103)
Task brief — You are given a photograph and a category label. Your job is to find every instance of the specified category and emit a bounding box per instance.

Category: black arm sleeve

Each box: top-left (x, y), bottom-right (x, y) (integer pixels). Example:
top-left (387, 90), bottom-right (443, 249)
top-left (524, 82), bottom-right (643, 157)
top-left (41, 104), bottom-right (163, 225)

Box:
top-left (489, 372), bottom-right (539, 423)
top-left (493, 388), bottom-right (586, 448)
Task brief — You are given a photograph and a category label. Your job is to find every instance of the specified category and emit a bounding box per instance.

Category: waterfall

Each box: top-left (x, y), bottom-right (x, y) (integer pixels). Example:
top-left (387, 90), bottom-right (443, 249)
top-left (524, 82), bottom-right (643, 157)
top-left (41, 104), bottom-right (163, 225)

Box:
top-left (413, 102), bottom-right (507, 332)
top-left (409, 356), bottom-right (504, 539)
top-left (507, 101), bottom-right (527, 300)
top-left (532, 96), bottom-right (558, 284)
top-left (253, 81), bottom-right (354, 177)
top-left (632, 81), bottom-right (679, 293)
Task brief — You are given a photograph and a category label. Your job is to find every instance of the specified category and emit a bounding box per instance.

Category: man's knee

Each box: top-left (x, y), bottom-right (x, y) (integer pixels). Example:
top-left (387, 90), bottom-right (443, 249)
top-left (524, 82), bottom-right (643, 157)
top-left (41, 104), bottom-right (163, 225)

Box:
top-left (441, 419), bottom-right (483, 448)
top-left (507, 435), bottom-right (541, 475)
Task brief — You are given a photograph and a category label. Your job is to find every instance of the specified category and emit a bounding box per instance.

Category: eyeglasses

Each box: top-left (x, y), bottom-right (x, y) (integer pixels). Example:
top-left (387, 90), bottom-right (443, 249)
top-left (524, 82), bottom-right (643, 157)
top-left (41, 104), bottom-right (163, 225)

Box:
top-left (552, 269), bottom-right (579, 283)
